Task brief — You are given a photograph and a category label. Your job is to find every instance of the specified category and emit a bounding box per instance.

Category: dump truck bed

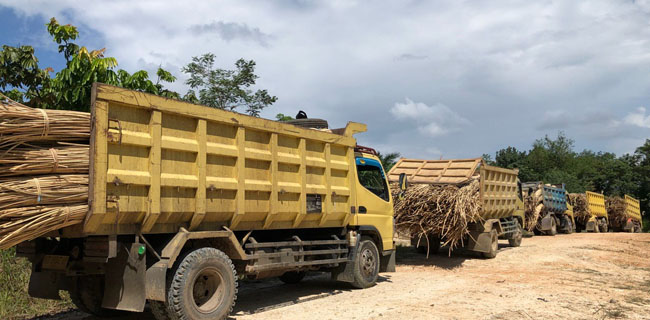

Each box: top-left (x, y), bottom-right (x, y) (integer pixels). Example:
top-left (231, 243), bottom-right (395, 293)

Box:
top-left (388, 158), bottom-right (520, 220)
top-left (522, 182), bottom-right (567, 213)
top-left (624, 195), bottom-right (642, 222)
top-left (64, 84), bottom-right (368, 237)
top-left (586, 191), bottom-right (607, 219)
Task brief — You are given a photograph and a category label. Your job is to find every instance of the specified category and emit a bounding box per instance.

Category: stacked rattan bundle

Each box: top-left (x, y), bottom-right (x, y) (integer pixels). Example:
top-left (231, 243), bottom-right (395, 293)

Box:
top-left (0, 96), bottom-right (90, 149)
top-left (606, 196), bottom-right (627, 230)
top-left (393, 179), bottom-right (481, 253)
top-left (0, 95), bottom-right (90, 249)
top-left (568, 193), bottom-right (590, 226)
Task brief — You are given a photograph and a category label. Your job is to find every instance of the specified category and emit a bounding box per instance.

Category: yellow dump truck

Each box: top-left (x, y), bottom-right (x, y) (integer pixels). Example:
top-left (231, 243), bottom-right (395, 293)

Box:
top-left (609, 195), bottom-right (643, 232)
top-left (387, 158), bottom-right (525, 258)
top-left (15, 84), bottom-right (397, 319)
top-left (584, 191), bottom-right (608, 232)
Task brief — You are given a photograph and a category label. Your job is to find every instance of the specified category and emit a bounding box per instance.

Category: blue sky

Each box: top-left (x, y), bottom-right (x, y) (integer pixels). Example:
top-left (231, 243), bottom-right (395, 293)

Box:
top-left (1, 1), bottom-right (650, 159)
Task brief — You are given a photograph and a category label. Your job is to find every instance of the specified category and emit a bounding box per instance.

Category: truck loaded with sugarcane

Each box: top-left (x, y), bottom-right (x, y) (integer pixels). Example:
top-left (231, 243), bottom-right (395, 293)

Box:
top-left (0, 84), bottom-right (399, 319)
top-left (522, 182), bottom-right (575, 235)
top-left (606, 195), bottom-right (643, 233)
top-left (569, 191), bottom-right (609, 232)
top-left (387, 158), bottom-right (525, 259)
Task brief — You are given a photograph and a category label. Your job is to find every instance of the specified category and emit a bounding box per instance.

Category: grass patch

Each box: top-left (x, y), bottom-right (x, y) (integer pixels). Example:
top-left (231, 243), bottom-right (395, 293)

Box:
top-left (0, 248), bottom-right (72, 319)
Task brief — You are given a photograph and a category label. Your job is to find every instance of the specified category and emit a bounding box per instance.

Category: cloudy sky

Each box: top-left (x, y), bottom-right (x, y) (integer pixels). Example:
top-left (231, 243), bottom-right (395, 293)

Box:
top-left (1, 0), bottom-right (650, 158)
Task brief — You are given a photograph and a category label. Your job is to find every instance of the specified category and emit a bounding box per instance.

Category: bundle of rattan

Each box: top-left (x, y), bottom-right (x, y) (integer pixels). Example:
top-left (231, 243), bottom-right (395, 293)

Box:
top-left (0, 143), bottom-right (89, 177)
top-left (0, 95), bottom-right (90, 149)
top-left (606, 196), bottom-right (627, 229)
top-left (523, 188), bottom-right (544, 231)
top-left (0, 175), bottom-right (88, 209)
top-left (0, 204), bottom-right (87, 249)
top-left (393, 179), bottom-right (481, 253)
top-left (569, 193), bottom-right (590, 225)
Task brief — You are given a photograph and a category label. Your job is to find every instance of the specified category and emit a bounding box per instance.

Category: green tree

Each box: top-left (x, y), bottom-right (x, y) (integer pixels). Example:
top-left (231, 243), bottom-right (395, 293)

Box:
top-left (634, 139), bottom-right (650, 231)
top-left (183, 53), bottom-right (277, 116)
top-left (0, 18), bottom-right (178, 111)
top-left (377, 151), bottom-right (401, 172)
top-left (275, 113), bottom-right (293, 121)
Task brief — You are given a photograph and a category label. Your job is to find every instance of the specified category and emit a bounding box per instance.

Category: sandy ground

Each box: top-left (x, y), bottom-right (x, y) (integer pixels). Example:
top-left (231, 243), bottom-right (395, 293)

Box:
top-left (31, 233), bottom-right (650, 320)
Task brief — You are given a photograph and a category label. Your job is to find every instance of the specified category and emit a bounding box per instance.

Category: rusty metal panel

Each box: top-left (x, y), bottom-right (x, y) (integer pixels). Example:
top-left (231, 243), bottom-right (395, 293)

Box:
top-left (624, 195), bottom-right (642, 222)
top-left (387, 158), bottom-right (481, 185)
top-left (586, 191), bottom-right (607, 218)
top-left (82, 84), bottom-right (365, 236)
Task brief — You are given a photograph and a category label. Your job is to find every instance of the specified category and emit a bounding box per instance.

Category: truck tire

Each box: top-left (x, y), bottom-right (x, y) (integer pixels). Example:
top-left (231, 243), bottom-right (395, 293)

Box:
top-left (508, 220), bottom-right (523, 247)
top-left (279, 271), bottom-right (307, 284)
top-left (560, 216), bottom-right (573, 234)
top-left (481, 229), bottom-right (498, 259)
top-left (600, 222), bottom-right (608, 233)
top-left (166, 248), bottom-right (237, 320)
top-left (411, 235), bottom-right (440, 255)
top-left (351, 238), bottom-right (380, 289)
top-left (69, 275), bottom-right (125, 318)
top-left (546, 217), bottom-right (557, 236)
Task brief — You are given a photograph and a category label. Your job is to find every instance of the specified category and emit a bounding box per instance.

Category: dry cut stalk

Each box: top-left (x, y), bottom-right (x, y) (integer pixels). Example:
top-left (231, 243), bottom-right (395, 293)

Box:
top-left (393, 179), bottom-right (482, 253)
top-left (0, 95), bottom-right (90, 149)
top-left (0, 203), bottom-right (87, 249)
top-left (0, 143), bottom-right (89, 177)
top-left (568, 193), bottom-right (590, 226)
top-left (0, 174), bottom-right (88, 209)
top-left (606, 196), bottom-right (627, 229)
top-left (523, 188), bottom-right (544, 231)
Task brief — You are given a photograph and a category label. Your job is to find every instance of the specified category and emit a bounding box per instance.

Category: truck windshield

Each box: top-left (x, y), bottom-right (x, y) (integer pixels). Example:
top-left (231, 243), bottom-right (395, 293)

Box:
top-left (356, 158), bottom-right (389, 202)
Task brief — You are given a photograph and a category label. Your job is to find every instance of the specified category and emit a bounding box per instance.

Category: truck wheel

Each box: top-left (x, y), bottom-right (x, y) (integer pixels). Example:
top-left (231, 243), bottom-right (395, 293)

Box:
top-left (351, 238), bottom-right (380, 289)
top-left (411, 235), bottom-right (440, 255)
top-left (279, 271), bottom-right (307, 284)
top-left (508, 220), bottom-right (523, 247)
top-left (546, 217), bottom-right (557, 236)
top-left (600, 220), bottom-right (608, 233)
top-left (481, 229), bottom-right (498, 259)
top-left (167, 248), bottom-right (237, 320)
top-left (69, 275), bottom-right (124, 318)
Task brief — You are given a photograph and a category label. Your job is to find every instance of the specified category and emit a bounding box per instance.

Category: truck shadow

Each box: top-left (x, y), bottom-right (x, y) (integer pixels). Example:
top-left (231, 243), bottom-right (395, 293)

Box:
top-left (395, 243), bottom-right (513, 269)
top-left (229, 273), bottom-right (391, 318)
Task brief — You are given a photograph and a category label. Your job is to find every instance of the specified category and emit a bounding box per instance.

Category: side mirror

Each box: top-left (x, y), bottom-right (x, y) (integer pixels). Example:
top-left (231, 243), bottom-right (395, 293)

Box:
top-left (398, 173), bottom-right (408, 191)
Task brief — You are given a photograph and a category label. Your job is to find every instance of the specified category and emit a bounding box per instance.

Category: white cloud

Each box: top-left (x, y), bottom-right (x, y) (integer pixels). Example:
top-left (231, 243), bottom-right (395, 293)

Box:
top-left (390, 98), bottom-right (469, 137)
top-left (624, 107), bottom-right (650, 128)
top-left (2, 0), bottom-right (650, 156)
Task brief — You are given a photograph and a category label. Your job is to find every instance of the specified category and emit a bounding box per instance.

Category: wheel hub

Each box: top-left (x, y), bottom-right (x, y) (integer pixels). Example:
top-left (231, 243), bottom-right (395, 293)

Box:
top-left (360, 248), bottom-right (376, 277)
top-left (191, 267), bottom-right (225, 314)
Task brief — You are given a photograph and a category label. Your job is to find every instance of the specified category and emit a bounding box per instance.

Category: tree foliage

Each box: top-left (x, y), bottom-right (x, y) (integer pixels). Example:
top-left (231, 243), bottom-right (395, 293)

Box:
top-left (377, 151), bottom-right (401, 172)
top-left (182, 53), bottom-right (277, 116)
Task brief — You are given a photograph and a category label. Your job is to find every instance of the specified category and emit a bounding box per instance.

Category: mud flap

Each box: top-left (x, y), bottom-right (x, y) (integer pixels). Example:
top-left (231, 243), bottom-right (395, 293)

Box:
top-left (28, 271), bottom-right (64, 300)
top-left (586, 217), bottom-right (598, 232)
top-left (379, 250), bottom-right (395, 272)
top-left (102, 243), bottom-right (146, 312)
top-left (465, 230), bottom-right (493, 253)
top-left (539, 214), bottom-right (554, 231)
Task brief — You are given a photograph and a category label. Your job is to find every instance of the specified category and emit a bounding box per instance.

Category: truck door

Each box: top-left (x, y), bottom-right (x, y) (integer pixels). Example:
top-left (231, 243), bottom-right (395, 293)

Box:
top-left (353, 156), bottom-right (394, 251)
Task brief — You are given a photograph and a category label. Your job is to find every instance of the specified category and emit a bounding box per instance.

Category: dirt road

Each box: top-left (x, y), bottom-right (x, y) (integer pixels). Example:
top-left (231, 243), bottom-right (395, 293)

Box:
top-left (32, 233), bottom-right (650, 320)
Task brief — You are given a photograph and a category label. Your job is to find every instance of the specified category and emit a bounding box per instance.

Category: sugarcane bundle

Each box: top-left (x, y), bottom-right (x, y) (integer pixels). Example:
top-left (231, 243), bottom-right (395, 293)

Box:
top-left (0, 203), bottom-right (87, 249)
top-left (568, 193), bottom-right (590, 225)
top-left (393, 179), bottom-right (481, 252)
top-left (0, 143), bottom-right (89, 177)
top-left (523, 188), bottom-right (544, 231)
top-left (606, 196), bottom-right (627, 228)
top-left (0, 175), bottom-right (88, 210)
top-left (0, 95), bottom-right (90, 148)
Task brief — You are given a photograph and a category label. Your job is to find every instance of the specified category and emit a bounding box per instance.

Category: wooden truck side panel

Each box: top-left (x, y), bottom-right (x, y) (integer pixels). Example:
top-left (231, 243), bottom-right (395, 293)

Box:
top-left (80, 84), bottom-right (367, 236)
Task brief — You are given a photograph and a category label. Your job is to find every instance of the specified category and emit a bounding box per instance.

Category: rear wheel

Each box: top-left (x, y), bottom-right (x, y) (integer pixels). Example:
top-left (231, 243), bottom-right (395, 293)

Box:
top-left (481, 229), bottom-right (498, 259)
top-left (279, 271), bottom-right (307, 284)
top-left (351, 239), bottom-right (380, 289)
top-left (164, 248), bottom-right (237, 320)
top-left (508, 220), bottom-right (523, 247)
top-left (69, 276), bottom-right (125, 318)
top-left (600, 221), bottom-right (608, 233)
top-left (546, 217), bottom-right (557, 236)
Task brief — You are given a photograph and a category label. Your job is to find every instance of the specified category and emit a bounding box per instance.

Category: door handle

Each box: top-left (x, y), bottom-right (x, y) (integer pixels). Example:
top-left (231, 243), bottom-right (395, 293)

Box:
top-left (358, 206), bottom-right (367, 214)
